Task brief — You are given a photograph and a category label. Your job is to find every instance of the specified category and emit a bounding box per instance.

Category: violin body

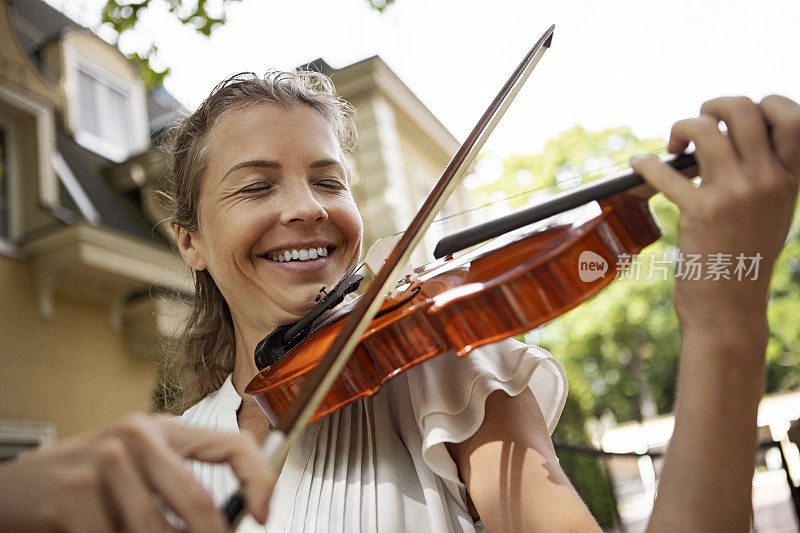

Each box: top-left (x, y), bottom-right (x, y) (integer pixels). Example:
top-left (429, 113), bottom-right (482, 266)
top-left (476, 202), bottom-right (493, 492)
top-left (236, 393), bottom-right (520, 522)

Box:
top-left (245, 193), bottom-right (661, 426)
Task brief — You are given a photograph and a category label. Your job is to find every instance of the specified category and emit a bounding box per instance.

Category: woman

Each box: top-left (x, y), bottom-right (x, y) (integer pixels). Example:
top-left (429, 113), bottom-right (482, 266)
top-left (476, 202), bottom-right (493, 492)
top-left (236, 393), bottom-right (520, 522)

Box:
top-left (166, 70), bottom-right (800, 531)
top-left (168, 71), bottom-right (579, 532)
top-left (0, 69), bottom-right (797, 531)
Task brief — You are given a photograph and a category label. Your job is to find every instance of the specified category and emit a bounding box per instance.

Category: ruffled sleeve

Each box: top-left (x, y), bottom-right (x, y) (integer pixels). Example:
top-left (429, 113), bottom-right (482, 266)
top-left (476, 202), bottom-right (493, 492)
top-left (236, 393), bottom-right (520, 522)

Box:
top-left (404, 338), bottom-right (568, 485)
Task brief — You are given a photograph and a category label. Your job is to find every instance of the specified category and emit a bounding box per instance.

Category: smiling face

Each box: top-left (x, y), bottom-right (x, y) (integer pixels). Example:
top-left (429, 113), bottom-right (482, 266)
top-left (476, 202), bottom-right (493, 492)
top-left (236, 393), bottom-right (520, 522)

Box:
top-left (176, 103), bottom-right (363, 337)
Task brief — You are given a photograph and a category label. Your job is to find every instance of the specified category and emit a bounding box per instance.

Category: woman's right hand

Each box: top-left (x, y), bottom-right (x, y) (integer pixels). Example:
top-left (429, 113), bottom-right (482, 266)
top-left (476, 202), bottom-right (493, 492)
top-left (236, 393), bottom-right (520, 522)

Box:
top-left (0, 414), bottom-right (275, 532)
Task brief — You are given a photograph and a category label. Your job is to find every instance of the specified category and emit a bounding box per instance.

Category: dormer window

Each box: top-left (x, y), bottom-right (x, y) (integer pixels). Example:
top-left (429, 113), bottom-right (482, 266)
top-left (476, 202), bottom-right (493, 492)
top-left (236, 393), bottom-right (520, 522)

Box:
top-left (64, 43), bottom-right (148, 163)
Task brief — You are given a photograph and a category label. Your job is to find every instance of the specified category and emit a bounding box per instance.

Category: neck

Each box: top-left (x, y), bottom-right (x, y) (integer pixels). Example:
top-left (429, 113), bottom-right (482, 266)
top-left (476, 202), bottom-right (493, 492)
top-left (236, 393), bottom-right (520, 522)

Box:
top-left (230, 319), bottom-right (276, 440)
top-left (230, 313), bottom-right (278, 396)
top-left (232, 351), bottom-right (259, 398)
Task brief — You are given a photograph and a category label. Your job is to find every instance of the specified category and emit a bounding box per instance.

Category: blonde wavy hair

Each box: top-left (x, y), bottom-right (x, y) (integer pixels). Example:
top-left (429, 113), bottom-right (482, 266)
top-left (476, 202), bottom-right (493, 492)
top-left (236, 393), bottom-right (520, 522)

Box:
top-left (158, 70), bottom-right (357, 413)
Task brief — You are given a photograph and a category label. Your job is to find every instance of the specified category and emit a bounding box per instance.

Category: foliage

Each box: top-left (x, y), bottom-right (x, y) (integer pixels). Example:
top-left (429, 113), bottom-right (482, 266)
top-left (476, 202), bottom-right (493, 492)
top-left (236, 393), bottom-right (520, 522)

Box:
top-left (367, 0), bottom-right (396, 12)
top-left (765, 229), bottom-right (800, 393)
top-left (100, 0), bottom-right (395, 88)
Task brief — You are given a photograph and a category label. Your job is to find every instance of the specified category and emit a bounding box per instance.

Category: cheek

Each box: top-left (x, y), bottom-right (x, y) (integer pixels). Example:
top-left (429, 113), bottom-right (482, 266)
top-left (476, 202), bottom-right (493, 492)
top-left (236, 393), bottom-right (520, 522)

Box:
top-left (199, 204), bottom-right (273, 260)
top-left (345, 208), bottom-right (364, 266)
top-left (327, 197), bottom-right (363, 262)
top-left (340, 202), bottom-right (363, 247)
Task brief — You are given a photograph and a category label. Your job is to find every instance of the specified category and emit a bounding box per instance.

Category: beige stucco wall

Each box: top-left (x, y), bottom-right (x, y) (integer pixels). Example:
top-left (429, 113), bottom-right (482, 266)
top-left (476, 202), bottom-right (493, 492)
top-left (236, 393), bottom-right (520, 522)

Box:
top-left (0, 255), bottom-right (158, 439)
top-left (395, 111), bottom-right (471, 218)
top-left (330, 57), bottom-right (472, 264)
top-left (52, 32), bottom-right (140, 85)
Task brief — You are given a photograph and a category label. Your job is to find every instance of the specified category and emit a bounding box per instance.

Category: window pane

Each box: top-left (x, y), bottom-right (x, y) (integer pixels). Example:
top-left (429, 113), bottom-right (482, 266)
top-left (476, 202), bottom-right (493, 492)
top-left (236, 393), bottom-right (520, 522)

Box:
top-left (77, 69), bottom-right (100, 137)
top-left (102, 84), bottom-right (130, 151)
top-left (0, 128), bottom-right (8, 239)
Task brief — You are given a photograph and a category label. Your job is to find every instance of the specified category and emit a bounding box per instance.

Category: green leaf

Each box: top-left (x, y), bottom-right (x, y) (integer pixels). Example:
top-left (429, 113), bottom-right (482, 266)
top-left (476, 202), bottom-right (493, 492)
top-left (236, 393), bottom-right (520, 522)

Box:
top-left (367, 0), bottom-right (396, 12)
top-left (100, 0), bottom-right (246, 85)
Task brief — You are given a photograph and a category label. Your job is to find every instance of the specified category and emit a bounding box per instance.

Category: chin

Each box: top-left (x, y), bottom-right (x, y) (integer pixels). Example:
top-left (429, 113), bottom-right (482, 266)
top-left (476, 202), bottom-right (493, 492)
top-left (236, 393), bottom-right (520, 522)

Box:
top-left (281, 292), bottom-right (322, 320)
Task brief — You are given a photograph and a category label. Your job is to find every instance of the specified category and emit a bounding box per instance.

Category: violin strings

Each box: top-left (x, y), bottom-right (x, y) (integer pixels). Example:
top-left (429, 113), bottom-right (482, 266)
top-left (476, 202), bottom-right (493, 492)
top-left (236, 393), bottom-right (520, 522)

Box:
top-left (335, 265), bottom-right (356, 287)
top-left (368, 144), bottom-right (800, 254)
top-left (424, 147), bottom-right (667, 235)
top-left (366, 149), bottom-right (667, 244)
top-left (334, 261), bottom-right (366, 288)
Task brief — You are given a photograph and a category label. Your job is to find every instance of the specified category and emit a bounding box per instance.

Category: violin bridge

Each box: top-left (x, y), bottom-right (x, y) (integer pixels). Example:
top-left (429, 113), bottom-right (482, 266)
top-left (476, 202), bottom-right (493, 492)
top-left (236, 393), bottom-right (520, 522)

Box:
top-left (386, 271), bottom-right (421, 300)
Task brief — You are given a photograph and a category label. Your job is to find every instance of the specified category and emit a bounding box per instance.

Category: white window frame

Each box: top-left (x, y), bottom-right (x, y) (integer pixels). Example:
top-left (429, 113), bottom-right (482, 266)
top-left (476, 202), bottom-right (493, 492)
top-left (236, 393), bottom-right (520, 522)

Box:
top-left (64, 47), bottom-right (148, 163)
top-left (0, 114), bottom-right (21, 256)
top-left (0, 83), bottom-right (58, 258)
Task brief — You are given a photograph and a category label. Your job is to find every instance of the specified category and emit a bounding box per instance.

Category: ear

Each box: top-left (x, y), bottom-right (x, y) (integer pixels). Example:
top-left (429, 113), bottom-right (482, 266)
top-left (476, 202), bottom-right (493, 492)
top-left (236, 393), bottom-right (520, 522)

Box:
top-left (174, 224), bottom-right (207, 271)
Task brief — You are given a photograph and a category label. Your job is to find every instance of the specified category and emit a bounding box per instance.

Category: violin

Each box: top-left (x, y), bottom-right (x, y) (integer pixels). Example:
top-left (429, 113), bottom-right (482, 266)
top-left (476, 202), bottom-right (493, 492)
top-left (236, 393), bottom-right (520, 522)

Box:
top-left (223, 24), bottom-right (696, 524)
top-left (244, 154), bottom-right (697, 426)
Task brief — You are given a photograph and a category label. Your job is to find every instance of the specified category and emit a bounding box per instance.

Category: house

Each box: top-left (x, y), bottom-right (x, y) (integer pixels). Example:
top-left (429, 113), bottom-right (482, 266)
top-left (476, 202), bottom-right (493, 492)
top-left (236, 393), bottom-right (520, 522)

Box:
top-left (0, 0), bottom-right (469, 455)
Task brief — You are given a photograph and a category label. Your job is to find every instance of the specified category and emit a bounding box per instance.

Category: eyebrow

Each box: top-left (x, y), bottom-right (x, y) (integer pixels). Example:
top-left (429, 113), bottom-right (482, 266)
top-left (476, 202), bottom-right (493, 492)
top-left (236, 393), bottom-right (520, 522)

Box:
top-left (221, 158), bottom-right (343, 181)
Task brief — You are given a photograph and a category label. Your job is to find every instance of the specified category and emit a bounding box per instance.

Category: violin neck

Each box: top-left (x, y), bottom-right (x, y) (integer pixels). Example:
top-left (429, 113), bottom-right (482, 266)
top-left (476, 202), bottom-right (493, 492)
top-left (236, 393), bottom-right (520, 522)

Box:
top-left (432, 151), bottom-right (697, 259)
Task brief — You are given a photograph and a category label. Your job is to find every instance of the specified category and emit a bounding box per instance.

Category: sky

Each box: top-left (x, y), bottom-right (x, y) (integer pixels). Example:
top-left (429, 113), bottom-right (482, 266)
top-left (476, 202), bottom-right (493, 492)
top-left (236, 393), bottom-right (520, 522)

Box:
top-left (52, 0), bottom-right (800, 159)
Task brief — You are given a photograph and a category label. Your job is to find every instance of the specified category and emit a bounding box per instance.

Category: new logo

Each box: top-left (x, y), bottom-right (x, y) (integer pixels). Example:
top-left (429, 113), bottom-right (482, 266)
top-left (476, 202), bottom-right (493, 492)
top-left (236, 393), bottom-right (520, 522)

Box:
top-left (578, 251), bottom-right (608, 282)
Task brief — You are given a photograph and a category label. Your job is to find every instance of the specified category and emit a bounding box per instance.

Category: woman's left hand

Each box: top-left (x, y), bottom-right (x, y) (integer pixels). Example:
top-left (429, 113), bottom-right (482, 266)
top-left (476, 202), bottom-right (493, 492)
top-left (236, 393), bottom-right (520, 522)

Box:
top-left (632, 95), bottom-right (800, 532)
top-left (631, 95), bottom-right (800, 328)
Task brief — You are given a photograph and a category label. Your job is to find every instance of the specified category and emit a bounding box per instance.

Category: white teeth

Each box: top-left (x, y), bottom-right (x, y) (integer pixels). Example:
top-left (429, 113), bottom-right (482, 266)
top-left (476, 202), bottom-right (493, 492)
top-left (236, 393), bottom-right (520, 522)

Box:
top-left (267, 246), bottom-right (330, 263)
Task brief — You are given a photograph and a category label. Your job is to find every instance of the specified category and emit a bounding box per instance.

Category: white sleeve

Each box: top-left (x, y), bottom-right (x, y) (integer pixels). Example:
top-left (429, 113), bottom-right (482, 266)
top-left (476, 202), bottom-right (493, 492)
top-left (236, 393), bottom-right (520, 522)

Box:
top-left (404, 337), bottom-right (568, 485)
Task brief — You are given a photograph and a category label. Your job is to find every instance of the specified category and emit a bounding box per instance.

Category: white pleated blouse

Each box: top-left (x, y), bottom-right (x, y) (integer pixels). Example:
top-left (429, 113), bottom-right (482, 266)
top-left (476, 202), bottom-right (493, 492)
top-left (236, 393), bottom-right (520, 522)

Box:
top-left (180, 338), bottom-right (568, 533)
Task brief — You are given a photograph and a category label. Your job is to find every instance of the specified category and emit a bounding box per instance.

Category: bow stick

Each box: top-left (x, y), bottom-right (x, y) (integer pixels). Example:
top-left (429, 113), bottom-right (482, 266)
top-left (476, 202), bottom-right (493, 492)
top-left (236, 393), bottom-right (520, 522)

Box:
top-left (223, 24), bottom-right (555, 525)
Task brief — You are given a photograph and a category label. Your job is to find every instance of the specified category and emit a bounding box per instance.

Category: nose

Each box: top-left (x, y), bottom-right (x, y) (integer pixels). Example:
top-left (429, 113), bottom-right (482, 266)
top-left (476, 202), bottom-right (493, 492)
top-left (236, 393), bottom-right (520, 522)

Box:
top-left (280, 181), bottom-right (328, 225)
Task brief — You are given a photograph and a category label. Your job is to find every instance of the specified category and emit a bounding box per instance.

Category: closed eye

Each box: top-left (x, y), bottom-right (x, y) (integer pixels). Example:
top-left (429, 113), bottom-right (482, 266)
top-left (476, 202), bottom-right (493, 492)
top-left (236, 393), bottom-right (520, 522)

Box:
top-left (241, 183), bottom-right (274, 194)
top-left (316, 179), bottom-right (346, 190)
